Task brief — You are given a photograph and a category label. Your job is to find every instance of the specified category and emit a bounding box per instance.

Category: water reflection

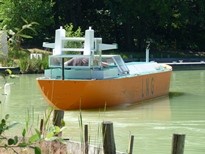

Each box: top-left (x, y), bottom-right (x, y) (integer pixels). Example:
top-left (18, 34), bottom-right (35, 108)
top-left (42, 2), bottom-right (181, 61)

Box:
top-left (106, 96), bottom-right (171, 120)
top-left (0, 74), bottom-right (48, 134)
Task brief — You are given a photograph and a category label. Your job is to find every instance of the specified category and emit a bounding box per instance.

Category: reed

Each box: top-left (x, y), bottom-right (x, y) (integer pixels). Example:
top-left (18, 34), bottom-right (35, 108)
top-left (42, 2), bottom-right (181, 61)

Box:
top-left (0, 106), bottom-right (67, 154)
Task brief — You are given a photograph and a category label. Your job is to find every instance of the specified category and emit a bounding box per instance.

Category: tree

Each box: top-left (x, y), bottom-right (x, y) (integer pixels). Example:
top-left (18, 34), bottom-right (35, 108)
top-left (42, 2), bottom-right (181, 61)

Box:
top-left (1, 0), bottom-right (205, 53)
top-left (52, 0), bottom-right (82, 28)
top-left (0, 0), bottom-right (54, 46)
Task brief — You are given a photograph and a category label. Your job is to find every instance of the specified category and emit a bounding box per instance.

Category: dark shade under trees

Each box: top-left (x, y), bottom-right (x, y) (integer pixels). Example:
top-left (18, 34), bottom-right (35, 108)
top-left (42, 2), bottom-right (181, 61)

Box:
top-left (1, 0), bottom-right (205, 53)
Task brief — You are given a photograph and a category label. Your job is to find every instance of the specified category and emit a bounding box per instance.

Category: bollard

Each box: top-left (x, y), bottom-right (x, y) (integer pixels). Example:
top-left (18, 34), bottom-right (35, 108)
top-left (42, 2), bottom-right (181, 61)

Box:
top-left (171, 134), bottom-right (185, 154)
top-left (102, 121), bottom-right (116, 154)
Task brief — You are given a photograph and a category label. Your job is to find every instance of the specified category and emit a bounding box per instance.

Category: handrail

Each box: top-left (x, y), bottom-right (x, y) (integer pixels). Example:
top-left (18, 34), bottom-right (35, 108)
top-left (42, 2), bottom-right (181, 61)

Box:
top-left (62, 37), bottom-right (85, 41)
top-left (61, 48), bottom-right (85, 52)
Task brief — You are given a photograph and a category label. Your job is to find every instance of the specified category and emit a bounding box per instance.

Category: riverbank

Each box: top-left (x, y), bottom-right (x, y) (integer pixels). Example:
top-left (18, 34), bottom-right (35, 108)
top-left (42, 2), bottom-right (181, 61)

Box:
top-left (1, 48), bottom-right (204, 73)
top-left (0, 140), bottom-right (126, 154)
top-left (0, 66), bottom-right (20, 74)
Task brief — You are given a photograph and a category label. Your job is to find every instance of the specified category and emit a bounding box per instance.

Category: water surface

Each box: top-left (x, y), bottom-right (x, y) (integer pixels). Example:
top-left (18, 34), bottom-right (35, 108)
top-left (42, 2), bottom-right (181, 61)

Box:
top-left (0, 71), bottom-right (205, 154)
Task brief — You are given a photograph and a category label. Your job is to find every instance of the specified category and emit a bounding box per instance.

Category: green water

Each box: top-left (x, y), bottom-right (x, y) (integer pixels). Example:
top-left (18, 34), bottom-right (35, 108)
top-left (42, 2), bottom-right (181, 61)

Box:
top-left (0, 70), bottom-right (205, 154)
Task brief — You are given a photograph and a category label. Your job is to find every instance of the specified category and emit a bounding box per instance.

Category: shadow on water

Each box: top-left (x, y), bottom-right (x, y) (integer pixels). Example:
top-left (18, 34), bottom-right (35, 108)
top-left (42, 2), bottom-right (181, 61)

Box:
top-left (84, 95), bottom-right (171, 114)
top-left (109, 96), bottom-right (170, 111)
top-left (168, 91), bottom-right (185, 98)
top-left (80, 91), bottom-right (199, 121)
top-left (89, 91), bottom-right (186, 112)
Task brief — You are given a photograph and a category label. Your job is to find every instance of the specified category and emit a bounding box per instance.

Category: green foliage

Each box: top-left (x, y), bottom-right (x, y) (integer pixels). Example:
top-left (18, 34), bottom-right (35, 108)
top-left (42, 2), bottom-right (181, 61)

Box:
top-left (39, 107), bottom-right (66, 142)
top-left (65, 23), bottom-right (83, 37)
top-left (0, 21), bottom-right (36, 67)
top-left (0, 19), bottom-right (42, 71)
top-left (0, 114), bottom-right (10, 135)
top-left (19, 55), bottom-right (48, 74)
top-left (0, 108), bottom-right (66, 154)
top-left (29, 129), bottom-right (41, 144)
top-left (1, 0), bottom-right (205, 55)
top-left (0, 0), bottom-right (54, 44)
top-left (0, 69), bottom-right (12, 80)
top-left (78, 110), bottom-right (83, 143)
top-left (8, 49), bottom-right (29, 60)
top-left (64, 23), bottom-right (84, 50)
top-left (0, 14), bottom-right (49, 72)
top-left (34, 146), bottom-right (41, 154)
top-left (0, 69), bottom-right (18, 84)
top-left (0, 114), bottom-right (23, 153)
top-left (6, 19), bottom-right (39, 51)
top-left (103, 0), bottom-right (205, 51)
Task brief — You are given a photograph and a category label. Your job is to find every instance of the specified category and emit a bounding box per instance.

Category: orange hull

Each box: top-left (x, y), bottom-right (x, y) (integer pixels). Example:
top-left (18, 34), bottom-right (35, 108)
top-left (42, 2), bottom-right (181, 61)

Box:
top-left (37, 71), bottom-right (172, 110)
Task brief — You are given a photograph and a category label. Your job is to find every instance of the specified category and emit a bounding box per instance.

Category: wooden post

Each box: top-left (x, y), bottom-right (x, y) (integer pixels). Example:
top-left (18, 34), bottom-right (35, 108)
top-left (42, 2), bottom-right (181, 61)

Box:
top-left (128, 135), bottom-right (134, 154)
top-left (53, 110), bottom-right (64, 127)
top-left (84, 124), bottom-right (89, 154)
top-left (102, 121), bottom-right (116, 154)
top-left (53, 110), bottom-right (64, 137)
top-left (171, 134), bottom-right (185, 154)
top-left (40, 119), bottom-right (44, 134)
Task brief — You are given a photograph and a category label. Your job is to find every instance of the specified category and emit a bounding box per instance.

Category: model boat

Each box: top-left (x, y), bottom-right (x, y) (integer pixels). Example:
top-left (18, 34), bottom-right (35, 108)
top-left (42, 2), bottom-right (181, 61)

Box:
top-left (37, 27), bottom-right (172, 110)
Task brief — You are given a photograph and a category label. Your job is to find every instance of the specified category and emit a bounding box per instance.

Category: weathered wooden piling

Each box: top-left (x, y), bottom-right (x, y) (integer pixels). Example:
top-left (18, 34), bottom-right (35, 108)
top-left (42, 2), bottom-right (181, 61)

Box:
top-left (53, 110), bottom-right (64, 127)
top-left (171, 134), bottom-right (185, 154)
top-left (53, 110), bottom-right (64, 137)
top-left (40, 118), bottom-right (44, 134)
top-left (128, 135), bottom-right (134, 154)
top-left (84, 124), bottom-right (89, 154)
top-left (102, 121), bottom-right (116, 154)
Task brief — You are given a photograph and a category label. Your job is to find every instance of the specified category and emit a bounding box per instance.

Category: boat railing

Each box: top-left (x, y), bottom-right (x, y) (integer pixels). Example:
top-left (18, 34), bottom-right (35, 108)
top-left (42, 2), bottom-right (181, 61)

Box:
top-left (48, 54), bottom-right (123, 70)
top-left (49, 54), bottom-right (92, 69)
top-left (49, 55), bottom-right (113, 70)
top-left (43, 27), bottom-right (118, 70)
top-left (47, 52), bottom-right (130, 76)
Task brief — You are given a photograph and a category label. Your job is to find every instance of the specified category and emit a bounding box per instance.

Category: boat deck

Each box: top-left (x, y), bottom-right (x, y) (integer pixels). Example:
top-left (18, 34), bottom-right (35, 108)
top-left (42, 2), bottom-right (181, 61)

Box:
top-left (162, 61), bottom-right (205, 70)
